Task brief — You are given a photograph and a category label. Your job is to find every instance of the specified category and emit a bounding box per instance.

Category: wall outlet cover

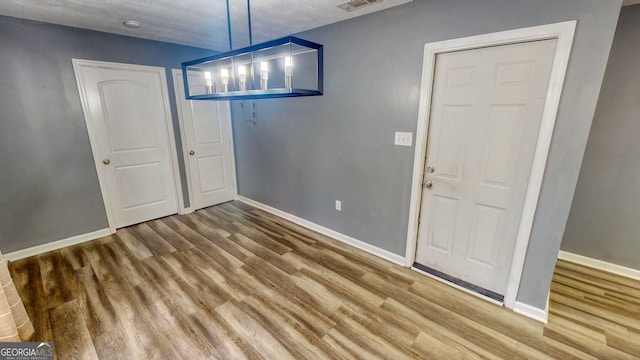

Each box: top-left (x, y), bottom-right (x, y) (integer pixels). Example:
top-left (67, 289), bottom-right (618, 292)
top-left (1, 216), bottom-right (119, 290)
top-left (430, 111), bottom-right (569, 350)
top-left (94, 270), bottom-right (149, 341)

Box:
top-left (395, 132), bottom-right (413, 146)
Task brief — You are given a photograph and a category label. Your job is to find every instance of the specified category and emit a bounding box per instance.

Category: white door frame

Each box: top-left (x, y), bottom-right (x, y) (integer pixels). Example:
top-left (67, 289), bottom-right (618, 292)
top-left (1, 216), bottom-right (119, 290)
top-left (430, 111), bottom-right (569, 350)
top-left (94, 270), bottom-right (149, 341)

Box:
top-left (404, 21), bottom-right (576, 309)
top-left (171, 68), bottom-right (238, 213)
top-left (73, 59), bottom-right (185, 233)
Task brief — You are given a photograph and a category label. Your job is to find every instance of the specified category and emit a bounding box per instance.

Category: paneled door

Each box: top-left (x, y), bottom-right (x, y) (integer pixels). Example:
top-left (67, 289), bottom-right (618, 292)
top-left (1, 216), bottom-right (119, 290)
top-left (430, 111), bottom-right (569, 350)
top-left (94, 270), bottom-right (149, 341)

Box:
top-left (172, 69), bottom-right (236, 211)
top-left (415, 39), bottom-right (557, 296)
top-left (73, 60), bottom-right (179, 230)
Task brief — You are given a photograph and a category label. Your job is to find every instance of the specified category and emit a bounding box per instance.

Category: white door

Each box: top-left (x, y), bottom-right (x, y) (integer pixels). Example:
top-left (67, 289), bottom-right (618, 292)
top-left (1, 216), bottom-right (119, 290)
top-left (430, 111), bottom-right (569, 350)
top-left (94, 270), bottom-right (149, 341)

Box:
top-left (172, 69), bottom-right (236, 211)
top-left (415, 39), bottom-right (557, 296)
top-left (73, 60), bottom-right (179, 229)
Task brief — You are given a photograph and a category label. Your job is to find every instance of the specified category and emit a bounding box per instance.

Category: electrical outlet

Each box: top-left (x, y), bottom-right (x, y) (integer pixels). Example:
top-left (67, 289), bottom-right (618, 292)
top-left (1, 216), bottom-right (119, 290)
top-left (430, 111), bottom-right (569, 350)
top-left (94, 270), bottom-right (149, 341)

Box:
top-left (335, 200), bottom-right (342, 211)
top-left (394, 132), bottom-right (413, 146)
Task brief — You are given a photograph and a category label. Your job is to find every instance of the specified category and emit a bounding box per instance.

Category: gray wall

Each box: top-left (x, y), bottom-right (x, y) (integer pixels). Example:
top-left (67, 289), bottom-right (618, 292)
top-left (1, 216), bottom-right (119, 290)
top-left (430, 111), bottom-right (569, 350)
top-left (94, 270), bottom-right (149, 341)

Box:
top-left (232, 0), bottom-right (621, 309)
top-left (0, 16), bottom-right (212, 253)
top-left (562, 5), bottom-right (640, 269)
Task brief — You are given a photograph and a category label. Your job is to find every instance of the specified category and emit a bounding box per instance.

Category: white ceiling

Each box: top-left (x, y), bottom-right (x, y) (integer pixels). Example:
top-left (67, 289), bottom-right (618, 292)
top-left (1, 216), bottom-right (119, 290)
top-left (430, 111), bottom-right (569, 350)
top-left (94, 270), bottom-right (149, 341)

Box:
top-left (0, 0), bottom-right (413, 51)
top-left (623, 0), bottom-right (640, 6)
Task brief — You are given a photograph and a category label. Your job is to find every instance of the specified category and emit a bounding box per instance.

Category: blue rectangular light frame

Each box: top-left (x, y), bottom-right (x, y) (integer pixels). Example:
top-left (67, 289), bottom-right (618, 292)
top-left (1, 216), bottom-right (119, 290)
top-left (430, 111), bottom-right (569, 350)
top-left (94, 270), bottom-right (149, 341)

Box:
top-left (181, 36), bottom-right (323, 100)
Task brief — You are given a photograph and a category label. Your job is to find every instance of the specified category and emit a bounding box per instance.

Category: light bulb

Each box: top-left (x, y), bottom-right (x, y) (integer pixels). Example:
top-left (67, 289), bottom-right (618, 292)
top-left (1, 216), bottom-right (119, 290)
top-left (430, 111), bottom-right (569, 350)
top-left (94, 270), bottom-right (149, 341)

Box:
top-left (204, 71), bottom-right (213, 94)
top-left (220, 68), bottom-right (229, 85)
top-left (237, 65), bottom-right (247, 91)
top-left (284, 56), bottom-right (293, 89)
top-left (220, 68), bottom-right (229, 92)
top-left (237, 65), bottom-right (246, 82)
top-left (260, 62), bottom-right (269, 80)
top-left (284, 56), bottom-right (293, 74)
top-left (260, 61), bottom-right (269, 90)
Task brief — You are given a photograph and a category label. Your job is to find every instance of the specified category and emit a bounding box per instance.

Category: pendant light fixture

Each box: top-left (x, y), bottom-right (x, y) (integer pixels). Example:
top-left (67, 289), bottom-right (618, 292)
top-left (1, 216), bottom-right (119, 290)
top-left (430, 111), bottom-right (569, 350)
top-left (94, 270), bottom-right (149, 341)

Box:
top-left (181, 0), bottom-right (323, 100)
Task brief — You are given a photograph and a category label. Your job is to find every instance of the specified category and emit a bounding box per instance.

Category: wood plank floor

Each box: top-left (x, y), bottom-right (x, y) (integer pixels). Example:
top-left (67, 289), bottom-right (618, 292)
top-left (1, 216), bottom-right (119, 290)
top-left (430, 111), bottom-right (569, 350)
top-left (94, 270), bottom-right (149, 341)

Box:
top-left (7, 201), bottom-right (639, 359)
top-left (548, 259), bottom-right (640, 359)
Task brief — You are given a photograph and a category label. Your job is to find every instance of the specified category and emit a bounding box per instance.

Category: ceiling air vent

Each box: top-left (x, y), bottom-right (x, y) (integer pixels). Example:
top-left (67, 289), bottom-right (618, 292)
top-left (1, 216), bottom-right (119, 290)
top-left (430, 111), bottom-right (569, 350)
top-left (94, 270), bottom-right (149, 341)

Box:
top-left (337, 0), bottom-right (382, 12)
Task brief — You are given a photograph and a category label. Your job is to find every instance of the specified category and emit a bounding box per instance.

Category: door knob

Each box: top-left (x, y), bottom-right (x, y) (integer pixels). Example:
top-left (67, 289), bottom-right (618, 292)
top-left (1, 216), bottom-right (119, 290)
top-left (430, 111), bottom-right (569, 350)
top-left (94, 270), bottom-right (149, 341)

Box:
top-left (423, 180), bottom-right (433, 189)
top-left (103, 159), bottom-right (110, 165)
top-left (189, 150), bottom-right (195, 156)
top-left (426, 166), bottom-right (435, 173)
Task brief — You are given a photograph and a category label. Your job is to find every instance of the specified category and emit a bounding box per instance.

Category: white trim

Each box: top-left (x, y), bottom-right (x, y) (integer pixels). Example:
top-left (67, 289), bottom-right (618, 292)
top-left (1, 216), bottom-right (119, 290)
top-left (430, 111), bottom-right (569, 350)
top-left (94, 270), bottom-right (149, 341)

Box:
top-left (163, 71), bottom-right (187, 217)
top-left (558, 250), bottom-right (640, 281)
top-left (513, 301), bottom-right (548, 324)
top-left (172, 69), bottom-right (196, 212)
top-left (4, 228), bottom-right (112, 261)
top-left (238, 196), bottom-right (405, 265)
top-left (404, 21), bottom-right (577, 309)
top-left (220, 99), bottom-right (239, 200)
top-left (171, 69), bottom-right (238, 212)
top-left (72, 59), bottom-right (183, 231)
top-left (545, 290), bottom-right (550, 316)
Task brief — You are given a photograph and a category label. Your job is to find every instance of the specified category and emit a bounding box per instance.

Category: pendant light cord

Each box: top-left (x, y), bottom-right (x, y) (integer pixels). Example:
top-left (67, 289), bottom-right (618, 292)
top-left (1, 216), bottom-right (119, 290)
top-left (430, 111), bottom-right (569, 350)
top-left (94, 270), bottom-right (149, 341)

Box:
top-left (247, 0), bottom-right (253, 46)
top-left (226, 0), bottom-right (253, 50)
top-left (226, 0), bottom-right (233, 50)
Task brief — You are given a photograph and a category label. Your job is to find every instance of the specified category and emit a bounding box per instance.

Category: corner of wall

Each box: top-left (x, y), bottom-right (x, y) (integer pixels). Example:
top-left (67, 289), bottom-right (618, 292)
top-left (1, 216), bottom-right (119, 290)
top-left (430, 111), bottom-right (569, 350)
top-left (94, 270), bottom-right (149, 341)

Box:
top-left (513, 301), bottom-right (548, 324)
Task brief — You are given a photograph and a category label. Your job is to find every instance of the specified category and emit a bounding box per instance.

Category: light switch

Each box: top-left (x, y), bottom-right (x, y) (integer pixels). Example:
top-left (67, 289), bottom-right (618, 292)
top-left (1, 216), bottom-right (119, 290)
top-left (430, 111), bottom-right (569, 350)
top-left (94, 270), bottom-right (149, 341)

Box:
top-left (395, 132), bottom-right (413, 146)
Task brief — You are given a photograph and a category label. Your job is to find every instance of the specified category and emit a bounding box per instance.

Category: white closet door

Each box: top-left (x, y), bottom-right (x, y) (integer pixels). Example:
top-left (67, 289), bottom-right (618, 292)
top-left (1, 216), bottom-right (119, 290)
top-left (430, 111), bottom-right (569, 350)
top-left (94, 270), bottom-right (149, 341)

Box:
top-left (173, 69), bottom-right (236, 211)
top-left (74, 60), bottom-right (179, 229)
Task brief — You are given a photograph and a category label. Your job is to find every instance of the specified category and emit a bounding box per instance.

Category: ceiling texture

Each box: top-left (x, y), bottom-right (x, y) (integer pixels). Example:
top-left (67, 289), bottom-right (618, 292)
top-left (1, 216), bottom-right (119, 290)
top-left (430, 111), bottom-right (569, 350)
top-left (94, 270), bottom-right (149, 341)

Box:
top-left (0, 0), bottom-right (413, 51)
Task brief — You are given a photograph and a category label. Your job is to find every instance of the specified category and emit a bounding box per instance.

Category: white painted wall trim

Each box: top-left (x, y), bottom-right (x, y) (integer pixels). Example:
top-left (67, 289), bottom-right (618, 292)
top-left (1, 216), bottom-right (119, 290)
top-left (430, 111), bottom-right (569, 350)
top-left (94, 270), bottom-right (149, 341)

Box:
top-left (558, 250), bottom-right (640, 281)
top-left (162, 68), bottom-right (187, 217)
top-left (513, 301), bottom-right (548, 324)
top-left (172, 69), bottom-right (197, 212)
top-left (218, 99), bottom-right (239, 201)
top-left (404, 21), bottom-right (577, 310)
top-left (237, 196), bottom-right (406, 266)
top-left (4, 228), bottom-right (112, 261)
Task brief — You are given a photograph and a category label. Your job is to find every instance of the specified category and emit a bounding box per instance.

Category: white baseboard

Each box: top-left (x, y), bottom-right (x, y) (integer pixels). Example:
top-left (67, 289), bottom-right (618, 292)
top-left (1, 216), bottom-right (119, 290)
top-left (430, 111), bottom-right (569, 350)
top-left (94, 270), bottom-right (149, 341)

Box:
top-left (513, 301), bottom-right (548, 324)
top-left (558, 250), bottom-right (640, 282)
top-left (237, 196), bottom-right (406, 266)
top-left (180, 207), bottom-right (194, 215)
top-left (4, 228), bottom-right (112, 261)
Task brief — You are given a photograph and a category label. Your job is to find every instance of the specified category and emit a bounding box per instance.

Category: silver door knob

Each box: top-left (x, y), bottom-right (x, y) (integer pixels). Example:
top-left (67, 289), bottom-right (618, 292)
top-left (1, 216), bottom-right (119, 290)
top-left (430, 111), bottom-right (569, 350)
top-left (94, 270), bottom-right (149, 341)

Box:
top-left (426, 166), bottom-right (435, 173)
top-left (103, 159), bottom-right (110, 165)
top-left (423, 180), bottom-right (433, 189)
top-left (189, 150), bottom-right (195, 156)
